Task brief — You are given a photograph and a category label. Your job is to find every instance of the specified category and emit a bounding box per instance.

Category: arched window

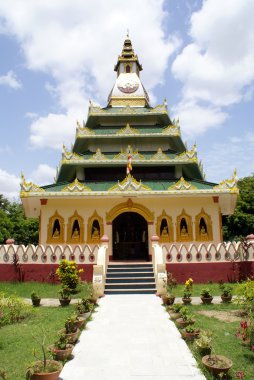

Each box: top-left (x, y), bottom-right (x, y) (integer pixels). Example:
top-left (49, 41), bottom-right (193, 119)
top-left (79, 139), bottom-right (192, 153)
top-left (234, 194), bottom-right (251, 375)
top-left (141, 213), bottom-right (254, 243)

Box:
top-left (176, 209), bottom-right (193, 242)
top-left (195, 209), bottom-right (213, 241)
top-left (67, 211), bottom-right (84, 244)
top-left (126, 65), bottom-right (131, 73)
top-left (87, 211), bottom-right (104, 243)
top-left (47, 211), bottom-right (65, 244)
top-left (156, 210), bottom-right (174, 243)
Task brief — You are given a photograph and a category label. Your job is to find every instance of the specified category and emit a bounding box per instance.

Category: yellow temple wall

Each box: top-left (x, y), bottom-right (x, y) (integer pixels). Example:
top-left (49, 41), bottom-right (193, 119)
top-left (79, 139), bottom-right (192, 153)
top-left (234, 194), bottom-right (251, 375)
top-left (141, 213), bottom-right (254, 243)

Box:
top-left (39, 196), bottom-right (221, 257)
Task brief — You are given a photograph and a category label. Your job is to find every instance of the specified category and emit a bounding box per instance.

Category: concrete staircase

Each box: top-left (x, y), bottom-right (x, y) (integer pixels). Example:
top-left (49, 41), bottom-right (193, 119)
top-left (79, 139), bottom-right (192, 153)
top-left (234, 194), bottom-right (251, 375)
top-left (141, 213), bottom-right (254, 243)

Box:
top-left (105, 263), bottom-right (156, 294)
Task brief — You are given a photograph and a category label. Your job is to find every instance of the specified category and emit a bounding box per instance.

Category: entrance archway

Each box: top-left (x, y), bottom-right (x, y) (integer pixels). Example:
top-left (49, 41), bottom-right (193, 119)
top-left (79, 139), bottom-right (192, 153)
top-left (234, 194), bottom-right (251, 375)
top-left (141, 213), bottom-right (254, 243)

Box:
top-left (112, 212), bottom-right (149, 261)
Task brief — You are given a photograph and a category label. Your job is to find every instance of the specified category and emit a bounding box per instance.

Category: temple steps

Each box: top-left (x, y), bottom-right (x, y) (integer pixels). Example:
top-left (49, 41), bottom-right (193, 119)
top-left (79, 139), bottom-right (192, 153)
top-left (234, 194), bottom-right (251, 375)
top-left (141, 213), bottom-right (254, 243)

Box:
top-left (105, 263), bottom-right (156, 295)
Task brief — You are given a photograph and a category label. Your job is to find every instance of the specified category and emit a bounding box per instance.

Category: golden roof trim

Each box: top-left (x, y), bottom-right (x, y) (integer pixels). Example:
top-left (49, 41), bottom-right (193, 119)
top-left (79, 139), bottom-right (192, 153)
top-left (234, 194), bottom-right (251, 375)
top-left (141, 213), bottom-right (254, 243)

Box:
top-left (108, 174), bottom-right (151, 192)
top-left (61, 178), bottom-right (91, 193)
top-left (168, 177), bottom-right (197, 191)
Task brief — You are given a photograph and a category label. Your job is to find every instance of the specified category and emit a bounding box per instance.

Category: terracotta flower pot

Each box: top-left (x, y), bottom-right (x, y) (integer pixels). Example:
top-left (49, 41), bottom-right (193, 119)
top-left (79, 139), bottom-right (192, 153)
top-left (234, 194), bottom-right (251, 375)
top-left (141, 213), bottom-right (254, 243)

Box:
top-left (59, 298), bottom-right (71, 307)
top-left (182, 330), bottom-right (199, 341)
top-left (161, 295), bottom-right (175, 306)
top-left (27, 360), bottom-right (62, 380)
top-left (182, 297), bottom-right (192, 305)
top-left (49, 344), bottom-right (74, 361)
top-left (221, 295), bottom-right (232, 303)
top-left (73, 317), bottom-right (85, 330)
top-left (176, 318), bottom-right (195, 329)
top-left (168, 312), bottom-right (181, 320)
top-left (202, 355), bottom-right (232, 375)
top-left (32, 298), bottom-right (41, 307)
top-left (201, 296), bottom-right (213, 304)
top-left (58, 328), bottom-right (79, 344)
top-left (79, 311), bottom-right (91, 319)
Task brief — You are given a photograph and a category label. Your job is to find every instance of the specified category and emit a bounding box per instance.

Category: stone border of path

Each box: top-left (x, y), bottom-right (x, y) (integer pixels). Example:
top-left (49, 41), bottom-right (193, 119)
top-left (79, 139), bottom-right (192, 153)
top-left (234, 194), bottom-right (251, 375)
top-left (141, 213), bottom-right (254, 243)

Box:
top-left (24, 295), bottom-right (233, 307)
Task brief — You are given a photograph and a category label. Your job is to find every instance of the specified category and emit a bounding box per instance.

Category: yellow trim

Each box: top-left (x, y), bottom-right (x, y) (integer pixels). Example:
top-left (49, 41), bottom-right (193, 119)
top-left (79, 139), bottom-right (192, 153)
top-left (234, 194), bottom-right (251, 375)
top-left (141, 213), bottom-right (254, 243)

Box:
top-left (195, 208), bottom-right (213, 242)
top-left (66, 210), bottom-right (84, 244)
top-left (176, 209), bottom-right (193, 242)
top-left (87, 211), bottom-right (104, 243)
top-left (156, 210), bottom-right (174, 243)
top-left (106, 198), bottom-right (154, 224)
top-left (116, 123), bottom-right (140, 135)
top-left (47, 210), bottom-right (65, 244)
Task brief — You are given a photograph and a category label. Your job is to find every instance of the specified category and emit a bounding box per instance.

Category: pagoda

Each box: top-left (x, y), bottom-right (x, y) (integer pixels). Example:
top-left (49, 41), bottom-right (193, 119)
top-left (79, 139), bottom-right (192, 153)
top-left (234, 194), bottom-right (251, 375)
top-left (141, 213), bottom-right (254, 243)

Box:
top-left (21, 36), bottom-right (238, 261)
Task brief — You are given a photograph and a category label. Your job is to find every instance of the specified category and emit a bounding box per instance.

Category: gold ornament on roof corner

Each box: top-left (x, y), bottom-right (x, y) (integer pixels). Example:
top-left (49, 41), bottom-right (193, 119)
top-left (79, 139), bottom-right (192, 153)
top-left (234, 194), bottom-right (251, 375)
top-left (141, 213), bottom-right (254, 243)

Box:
top-left (169, 177), bottom-right (197, 191)
top-left (213, 169), bottom-right (239, 192)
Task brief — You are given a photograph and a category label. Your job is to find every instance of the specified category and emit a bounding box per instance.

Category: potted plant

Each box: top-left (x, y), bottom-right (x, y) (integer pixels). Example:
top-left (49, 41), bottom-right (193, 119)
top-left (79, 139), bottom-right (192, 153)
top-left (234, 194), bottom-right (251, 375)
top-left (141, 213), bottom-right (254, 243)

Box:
top-left (58, 286), bottom-right (71, 307)
top-left (200, 288), bottom-right (213, 304)
top-left (202, 354), bottom-right (233, 376)
top-left (161, 272), bottom-right (177, 306)
top-left (26, 333), bottom-right (62, 380)
top-left (194, 330), bottom-right (212, 356)
top-left (168, 303), bottom-right (183, 320)
top-left (49, 333), bottom-right (74, 362)
top-left (58, 316), bottom-right (80, 344)
top-left (220, 283), bottom-right (233, 302)
top-left (79, 298), bottom-right (94, 319)
top-left (181, 325), bottom-right (200, 341)
top-left (176, 306), bottom-right (195, 328)
top-left (182, 278), bottom-right (193, 304)
top-left (31, 292), bottom-right (41, 307)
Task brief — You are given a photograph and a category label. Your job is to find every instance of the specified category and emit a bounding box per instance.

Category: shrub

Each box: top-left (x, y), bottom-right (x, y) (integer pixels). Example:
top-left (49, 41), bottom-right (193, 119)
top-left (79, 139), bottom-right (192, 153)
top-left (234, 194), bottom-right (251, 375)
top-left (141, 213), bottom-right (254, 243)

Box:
top-left (56, 260), bottom-right (83, 291)
top-left (0, 292), bottom-right (31, 327)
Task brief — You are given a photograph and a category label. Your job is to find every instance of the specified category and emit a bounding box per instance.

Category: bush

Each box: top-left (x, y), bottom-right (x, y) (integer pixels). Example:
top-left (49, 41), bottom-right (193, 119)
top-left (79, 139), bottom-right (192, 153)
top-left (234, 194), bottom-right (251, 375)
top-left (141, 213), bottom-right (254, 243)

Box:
top-left (56, 260), bottom-right (83, 291)
top-left (0, 292), bottom-right (31, 327)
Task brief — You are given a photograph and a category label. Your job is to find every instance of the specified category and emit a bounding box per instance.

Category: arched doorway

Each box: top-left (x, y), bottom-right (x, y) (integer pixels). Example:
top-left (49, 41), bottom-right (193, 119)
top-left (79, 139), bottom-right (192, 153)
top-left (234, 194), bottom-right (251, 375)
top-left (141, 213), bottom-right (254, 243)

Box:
top-left (112, 212), bottom-right (149, 261)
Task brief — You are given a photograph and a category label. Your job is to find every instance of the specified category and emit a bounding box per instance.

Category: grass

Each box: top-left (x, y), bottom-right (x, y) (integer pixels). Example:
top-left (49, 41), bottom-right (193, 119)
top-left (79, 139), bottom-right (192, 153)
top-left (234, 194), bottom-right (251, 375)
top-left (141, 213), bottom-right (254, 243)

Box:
top-left (0, 305), bottom-right (78, 380)
top-left (171, 282), bottom-right (239, 297)
top-left (0, 281), bottom-right (91, 299)
top-left (171, 302), bottom-right (254, 379)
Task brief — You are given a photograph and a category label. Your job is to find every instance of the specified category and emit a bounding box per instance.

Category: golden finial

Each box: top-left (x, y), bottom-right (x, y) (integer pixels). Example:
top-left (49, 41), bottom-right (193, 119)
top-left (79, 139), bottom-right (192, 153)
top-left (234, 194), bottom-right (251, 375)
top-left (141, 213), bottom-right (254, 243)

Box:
top-left (127, 29), bottom-right (130, 38)
top-left (20, 172), bottom-right (25, 182)
top-left (76, 120), bottom-right (81, 128)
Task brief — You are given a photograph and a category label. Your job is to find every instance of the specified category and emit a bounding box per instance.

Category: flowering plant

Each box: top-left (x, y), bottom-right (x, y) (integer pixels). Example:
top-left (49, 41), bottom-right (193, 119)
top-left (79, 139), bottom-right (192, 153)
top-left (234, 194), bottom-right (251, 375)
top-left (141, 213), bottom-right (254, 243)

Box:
top-left (235, 320), bottom-right (254, 345)
top-left (56, 260), bottom-right (83, 290)
top-left (183, 278), bottom-right (193, 298)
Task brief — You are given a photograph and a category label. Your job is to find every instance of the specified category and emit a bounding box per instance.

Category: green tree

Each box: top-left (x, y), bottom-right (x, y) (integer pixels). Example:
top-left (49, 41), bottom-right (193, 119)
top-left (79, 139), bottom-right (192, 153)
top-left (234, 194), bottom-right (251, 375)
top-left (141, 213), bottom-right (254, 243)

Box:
top-left (0, 195), bottom-right (39, 245)
top-left (223, 175), bottom-right (254, 241)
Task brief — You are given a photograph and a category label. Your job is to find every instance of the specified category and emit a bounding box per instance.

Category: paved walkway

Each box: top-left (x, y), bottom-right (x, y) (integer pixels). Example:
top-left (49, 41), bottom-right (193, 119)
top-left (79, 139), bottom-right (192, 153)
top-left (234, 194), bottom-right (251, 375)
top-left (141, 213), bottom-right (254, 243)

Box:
top-left (59, 295), bottom-right (206, 380)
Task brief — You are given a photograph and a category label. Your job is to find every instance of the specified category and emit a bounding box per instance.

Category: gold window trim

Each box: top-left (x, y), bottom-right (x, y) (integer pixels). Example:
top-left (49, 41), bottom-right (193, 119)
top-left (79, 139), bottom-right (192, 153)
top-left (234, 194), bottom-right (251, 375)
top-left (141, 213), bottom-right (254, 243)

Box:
top-left (176, 209), bottom-right (193, 242)
top-left (87, 211), bottom-right (104, 243)
top-left (47, 210), bottom-right (65, 244)
top-left (195, 208), bottom-right (213, 241)
top-left (156, 210), bottom-right (174, 243)
top-left (106, 198), bottom-right (154, 224)
top-left (66, 210), bottom-right (84, 244)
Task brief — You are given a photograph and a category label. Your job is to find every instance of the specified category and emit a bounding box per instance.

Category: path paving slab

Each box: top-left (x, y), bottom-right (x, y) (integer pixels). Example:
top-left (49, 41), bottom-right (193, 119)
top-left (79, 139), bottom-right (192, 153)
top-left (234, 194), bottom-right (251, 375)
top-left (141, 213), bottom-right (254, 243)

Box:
top-left (59, 295), bottom-right (206, 380)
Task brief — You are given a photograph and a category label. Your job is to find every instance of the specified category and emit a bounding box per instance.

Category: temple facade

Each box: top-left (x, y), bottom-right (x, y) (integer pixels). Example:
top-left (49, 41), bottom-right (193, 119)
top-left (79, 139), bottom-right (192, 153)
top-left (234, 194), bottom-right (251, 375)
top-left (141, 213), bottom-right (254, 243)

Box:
top-left (21, 37), bottom-right (238, 262)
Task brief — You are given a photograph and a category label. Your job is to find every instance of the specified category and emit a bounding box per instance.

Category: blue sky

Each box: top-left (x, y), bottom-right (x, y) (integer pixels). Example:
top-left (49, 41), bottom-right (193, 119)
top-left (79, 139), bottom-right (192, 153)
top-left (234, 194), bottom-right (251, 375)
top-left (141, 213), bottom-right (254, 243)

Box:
top-left (0, 0), bottom-right (253, 199)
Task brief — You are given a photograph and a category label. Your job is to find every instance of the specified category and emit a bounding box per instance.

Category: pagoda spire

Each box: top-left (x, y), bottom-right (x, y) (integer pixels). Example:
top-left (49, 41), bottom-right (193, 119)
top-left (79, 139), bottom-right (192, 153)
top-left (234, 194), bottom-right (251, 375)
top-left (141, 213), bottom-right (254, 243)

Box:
top-left (108, 35), bottom-right (149, 107)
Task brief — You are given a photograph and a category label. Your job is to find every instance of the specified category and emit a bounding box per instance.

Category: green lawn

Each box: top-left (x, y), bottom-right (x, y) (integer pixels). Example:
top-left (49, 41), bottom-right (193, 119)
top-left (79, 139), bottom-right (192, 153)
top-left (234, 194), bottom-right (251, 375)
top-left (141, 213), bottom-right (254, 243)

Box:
top-left (171, 302), bottom-right (254, 379)
top-left (0, 281), bottom-right (91, 299)
top-left (0, 305), bottom-right (78, 380)
top-left (171, 282), bottom-right (239, 297)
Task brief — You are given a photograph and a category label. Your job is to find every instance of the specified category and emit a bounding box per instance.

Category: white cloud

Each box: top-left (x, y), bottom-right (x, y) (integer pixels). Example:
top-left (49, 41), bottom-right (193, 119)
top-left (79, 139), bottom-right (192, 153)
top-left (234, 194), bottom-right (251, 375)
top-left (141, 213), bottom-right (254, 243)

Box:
top-left (0, 169), bottom-right (20, 199)
top-left (0, 0), bottom-right (181, 149)
top-left (172, 0), bottom-right (254, 135)
top-left (202, 133), bottom-right (254, 183)
top-left (30, 164), bottom-right (56, 185)
top-left (0, 70), bottom-right (21, 89)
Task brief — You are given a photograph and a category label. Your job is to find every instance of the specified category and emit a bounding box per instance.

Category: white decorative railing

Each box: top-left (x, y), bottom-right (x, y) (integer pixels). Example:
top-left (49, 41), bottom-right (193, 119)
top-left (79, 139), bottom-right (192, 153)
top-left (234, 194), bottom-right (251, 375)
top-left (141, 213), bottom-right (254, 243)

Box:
top-left (0, 244), bottom-right (99, 264)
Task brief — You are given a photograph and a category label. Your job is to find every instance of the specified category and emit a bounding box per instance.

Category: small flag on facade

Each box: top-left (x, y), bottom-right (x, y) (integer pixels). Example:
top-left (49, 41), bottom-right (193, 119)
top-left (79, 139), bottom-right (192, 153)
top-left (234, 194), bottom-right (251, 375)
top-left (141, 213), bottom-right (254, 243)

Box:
top-left (127, 152), bottom-right (132, 174)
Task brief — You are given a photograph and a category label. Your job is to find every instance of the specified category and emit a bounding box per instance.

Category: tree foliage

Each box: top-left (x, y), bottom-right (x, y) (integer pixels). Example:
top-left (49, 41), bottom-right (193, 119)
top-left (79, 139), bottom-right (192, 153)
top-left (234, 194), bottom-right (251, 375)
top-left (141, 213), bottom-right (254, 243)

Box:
top-left (223, 175), bottom-right (254, 241)
top-left (0, 194), bottom-right (39, 245)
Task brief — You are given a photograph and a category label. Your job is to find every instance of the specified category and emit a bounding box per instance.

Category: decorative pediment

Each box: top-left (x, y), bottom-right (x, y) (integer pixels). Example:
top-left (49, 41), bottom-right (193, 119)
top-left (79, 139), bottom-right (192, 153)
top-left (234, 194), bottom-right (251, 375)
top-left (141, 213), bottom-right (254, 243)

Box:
top-left (162, 124), bottom-right (180, 135)
top-left (213, 169), bottom-right (238, 191)
top-left (151, 148), bottom-right (169, 160)
top-left (116, 123), bottom-right (140, 135)
top-left (61, 178), bottom-right (91, 192)
top-left (62, 145), bottom-right (83, 161)
top-left (20, 173), bottom-right (45, 193)
top-left (109, 174), bottom-right (151, 192)
top-left (76, 120), bottom-right (95, 136)
top-left (169, 177), bottom-right (197, 191)
top-left (90, 148), bottom-right (108, 161)
top-left (177, 144), bottom-right (197, 161)
top-left (114, 146), bottom-right (144, 160)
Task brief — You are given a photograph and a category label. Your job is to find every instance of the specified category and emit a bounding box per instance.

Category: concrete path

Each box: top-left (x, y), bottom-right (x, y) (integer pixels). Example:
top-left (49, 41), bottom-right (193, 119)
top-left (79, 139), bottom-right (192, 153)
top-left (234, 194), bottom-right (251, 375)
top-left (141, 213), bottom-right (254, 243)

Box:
top-left (59, 295), bottom-right (206, 380)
